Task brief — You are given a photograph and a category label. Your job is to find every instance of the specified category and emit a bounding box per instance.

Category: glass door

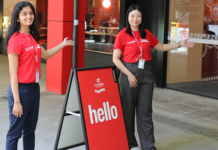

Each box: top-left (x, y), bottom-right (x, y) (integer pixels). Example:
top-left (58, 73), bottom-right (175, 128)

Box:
top-left (167, 0), bottom-right (218, 99)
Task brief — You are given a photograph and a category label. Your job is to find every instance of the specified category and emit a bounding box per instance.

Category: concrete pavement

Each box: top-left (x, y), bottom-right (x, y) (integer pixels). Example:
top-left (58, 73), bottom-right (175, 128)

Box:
top-left (0, 54), bottom-right (218, 150)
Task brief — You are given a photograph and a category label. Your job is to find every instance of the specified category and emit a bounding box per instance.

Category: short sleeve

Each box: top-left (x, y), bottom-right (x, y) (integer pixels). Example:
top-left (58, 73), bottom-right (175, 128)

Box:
top-left (146, 29), bottom-right (159, 49)
top-left (113, 32), bottom-right (124, 52)
top-left (7, 37), bottom-right (22, 55)
top-left (38, 41), bottom-right (42, 47)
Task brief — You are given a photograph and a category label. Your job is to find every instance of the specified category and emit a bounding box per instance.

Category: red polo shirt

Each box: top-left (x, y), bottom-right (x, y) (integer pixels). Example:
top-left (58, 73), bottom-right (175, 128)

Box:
top-left (7, 32), bottom-right (41, 83)
top-left (113, 28), bottom-right (159, 63)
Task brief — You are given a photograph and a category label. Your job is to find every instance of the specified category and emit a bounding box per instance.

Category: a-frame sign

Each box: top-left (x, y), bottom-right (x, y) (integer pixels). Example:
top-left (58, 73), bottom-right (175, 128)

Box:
top-left (54, 66), bottom-right (129, 150)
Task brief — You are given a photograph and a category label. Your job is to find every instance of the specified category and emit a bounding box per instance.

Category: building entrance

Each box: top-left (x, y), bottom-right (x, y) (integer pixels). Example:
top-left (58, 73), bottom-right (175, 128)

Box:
top-left (167, 0), bottom-right (218, 99)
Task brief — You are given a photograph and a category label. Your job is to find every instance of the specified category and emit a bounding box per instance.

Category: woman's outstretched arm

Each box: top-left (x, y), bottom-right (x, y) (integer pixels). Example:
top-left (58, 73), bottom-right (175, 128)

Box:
top-left (154, 39), bottom-right (195, 52)
top-left (41, 37), bottom-right (74, 60)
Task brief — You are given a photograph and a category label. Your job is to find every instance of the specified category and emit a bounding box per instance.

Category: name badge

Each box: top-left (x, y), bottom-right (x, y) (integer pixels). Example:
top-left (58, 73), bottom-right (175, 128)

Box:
top-left (36, 69), bottom-right (39, 83)
top-left (138, 58), bottom-right (145, 69)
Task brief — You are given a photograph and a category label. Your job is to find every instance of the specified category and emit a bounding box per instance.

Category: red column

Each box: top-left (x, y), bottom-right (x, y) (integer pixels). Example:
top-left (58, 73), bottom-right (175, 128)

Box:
top-left (47, 0), bottom-right (86, 94)
top-left (77, 0), bottom-right (86, 68)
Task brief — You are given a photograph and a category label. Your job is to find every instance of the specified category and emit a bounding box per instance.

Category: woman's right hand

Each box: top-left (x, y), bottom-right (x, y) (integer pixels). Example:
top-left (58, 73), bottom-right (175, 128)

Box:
top-left (127, 73), bottom-right (138, 88)
top-left (62, 37), bottom-right (74, 47)
top-left (13, 102), bottom-right (23, 117)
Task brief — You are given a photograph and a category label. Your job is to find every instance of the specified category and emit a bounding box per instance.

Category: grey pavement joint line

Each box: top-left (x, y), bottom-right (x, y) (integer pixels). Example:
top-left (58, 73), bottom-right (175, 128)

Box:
top-left (153, 113), bottom-right (218, 141)
top-left (0, 98), bottom-right (7, 102)
top-left (40, 91), bottom-right (58, 97)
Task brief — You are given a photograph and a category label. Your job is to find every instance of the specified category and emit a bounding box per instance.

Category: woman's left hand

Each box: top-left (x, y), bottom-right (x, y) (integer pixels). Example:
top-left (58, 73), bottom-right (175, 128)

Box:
top-left (181, 39), bottom-right (195, 47)
top-left (62, 37), bottom-right (74, 47)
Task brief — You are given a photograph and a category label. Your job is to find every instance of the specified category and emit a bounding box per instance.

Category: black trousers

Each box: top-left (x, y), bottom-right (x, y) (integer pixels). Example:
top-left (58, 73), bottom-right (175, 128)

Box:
top-left (6, 83), bottom-right (40, 150)
top-left (119, 61), bottom-right (155, 150)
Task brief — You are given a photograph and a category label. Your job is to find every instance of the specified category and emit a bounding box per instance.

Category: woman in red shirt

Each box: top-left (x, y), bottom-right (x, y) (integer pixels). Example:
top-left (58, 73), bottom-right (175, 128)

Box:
top-left (5, 1), bottom-right (74, 150)
top-left (113, 4), bottom-right (194, 150)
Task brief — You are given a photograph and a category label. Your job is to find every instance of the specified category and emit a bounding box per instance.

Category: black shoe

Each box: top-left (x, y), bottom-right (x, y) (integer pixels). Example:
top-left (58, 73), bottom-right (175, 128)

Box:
top-left (150, 147), bottom-right (157, 150)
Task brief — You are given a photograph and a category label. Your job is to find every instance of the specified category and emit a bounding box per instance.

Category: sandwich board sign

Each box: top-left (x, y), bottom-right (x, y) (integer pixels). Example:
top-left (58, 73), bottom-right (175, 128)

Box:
top-left (54, 66), bottom-right (129, 150)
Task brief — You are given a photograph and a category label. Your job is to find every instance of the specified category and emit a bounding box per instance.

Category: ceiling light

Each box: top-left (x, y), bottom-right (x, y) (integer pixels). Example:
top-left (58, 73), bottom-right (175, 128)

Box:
top-left (103, 0), bottom-right (111, 8)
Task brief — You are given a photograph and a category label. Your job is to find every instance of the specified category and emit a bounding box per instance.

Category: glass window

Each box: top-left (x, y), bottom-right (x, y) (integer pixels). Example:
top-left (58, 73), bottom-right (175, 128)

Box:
top-left (167, 0), bottom-right (218, 98)
top-left (36, 0), bottom-right (48, 45)
top-left (85, 0), bottom-right (120, 54)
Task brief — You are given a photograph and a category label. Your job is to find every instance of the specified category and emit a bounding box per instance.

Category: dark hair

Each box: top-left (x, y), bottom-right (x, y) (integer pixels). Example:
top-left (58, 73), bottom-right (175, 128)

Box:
top-left (126, 4), bottom-right (146, 38)
top-left (5, 1), bottom-right (40, 46)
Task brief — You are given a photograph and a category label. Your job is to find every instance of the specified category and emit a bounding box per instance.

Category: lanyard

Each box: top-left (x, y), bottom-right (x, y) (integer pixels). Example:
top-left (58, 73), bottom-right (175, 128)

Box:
top-left (132, 31), bottom-right (143, 62)
top-left (20, 30), bottom-right (39, 69)
top-left (31, 36), bottom-right (38, 65)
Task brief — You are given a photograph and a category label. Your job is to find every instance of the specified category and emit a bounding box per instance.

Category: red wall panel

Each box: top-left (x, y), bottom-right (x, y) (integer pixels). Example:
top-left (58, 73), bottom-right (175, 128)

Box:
top-left (61, 22), bottom-right (73, 93)
top-left (77, 22), bottom-right (85, 68)
top-left (77, 0), bottom-right (86, 67)
top-left (47, 0), bottom-right (85, 94)
top-left (46, 21), bottom-right (63, 94)
top-left (46, 21), bottom-right (73, 94)
top-left (78, 0), bottom-right (86, 21)
top-left (48, 0), bottom-right (73, 21)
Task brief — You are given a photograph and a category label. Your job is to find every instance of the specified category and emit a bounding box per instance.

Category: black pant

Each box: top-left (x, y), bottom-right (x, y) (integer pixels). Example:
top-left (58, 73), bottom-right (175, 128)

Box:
top-left (6, 83), bottom-right (40, 150)
top-left (119, 61), bottom-right (155, 150)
